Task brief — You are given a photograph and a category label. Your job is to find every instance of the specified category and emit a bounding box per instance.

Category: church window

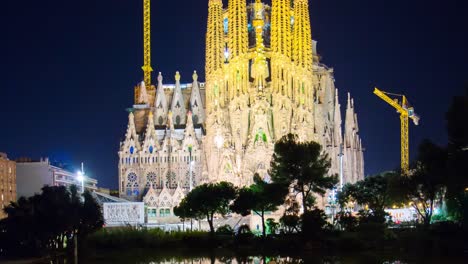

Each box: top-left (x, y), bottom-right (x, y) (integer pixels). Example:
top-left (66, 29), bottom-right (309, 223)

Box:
top-left (148, 209), bottom-right (157, 217)
top-left (130, 146), bottom-right (135, 154)
top-left (176, 101), bottom-right (180, 108)
top-left (184, 171), bottom-right (196, 189)
top-left (158, 116), bottom-right (164, 125)
top-left (166, 171), bottom-right (177, 189)
top-left (176, 115), bottom-right (181, 125)
top-left (128, 173), bottom-right (137, 183)
top-left (149, 146), bottom-right (154, 154)
top-left (165, 208), bottom-right (170, 216)
top-left (193, 100), bottom-right (198, 107)
top-left (159, 208), bottom-right (165, 217)
top-left (126, 189), bottom-right (132, 196)
top-left (193, 115), bottom-right (199, 124)
top-left (146, 172), bottom-right (157, 188)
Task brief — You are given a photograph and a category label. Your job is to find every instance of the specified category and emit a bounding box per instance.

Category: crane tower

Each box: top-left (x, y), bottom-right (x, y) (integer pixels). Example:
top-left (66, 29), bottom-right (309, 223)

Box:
top-left (374, 88), bottom-right (420, 175)
top-left (141, 0), bottom-right (153, 86)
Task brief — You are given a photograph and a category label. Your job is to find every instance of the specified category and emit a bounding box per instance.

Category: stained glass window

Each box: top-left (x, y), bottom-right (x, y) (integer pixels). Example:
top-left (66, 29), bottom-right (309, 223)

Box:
top-left (128, 173), bottom-right (137, 182)
top-left (166, 172), bottom-right (177, 189)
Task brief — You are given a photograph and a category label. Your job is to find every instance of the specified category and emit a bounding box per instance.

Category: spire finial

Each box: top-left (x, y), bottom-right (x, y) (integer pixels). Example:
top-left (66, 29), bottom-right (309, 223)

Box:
top-left (158, 72), bottom-right (163, 83)
top-left (175, 71), bottom-right (181, 82)
top-left (192, 71), bottom-right (198, 81)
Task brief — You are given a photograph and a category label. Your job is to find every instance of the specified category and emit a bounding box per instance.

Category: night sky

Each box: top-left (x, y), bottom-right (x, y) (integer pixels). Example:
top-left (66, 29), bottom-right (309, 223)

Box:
top-left (1, 0), bottom-right (467, 189)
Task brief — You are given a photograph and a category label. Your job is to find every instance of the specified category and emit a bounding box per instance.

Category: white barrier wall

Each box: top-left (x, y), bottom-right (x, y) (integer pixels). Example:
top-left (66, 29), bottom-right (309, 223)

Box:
top-left (103, 202), bottom-right (145, 226)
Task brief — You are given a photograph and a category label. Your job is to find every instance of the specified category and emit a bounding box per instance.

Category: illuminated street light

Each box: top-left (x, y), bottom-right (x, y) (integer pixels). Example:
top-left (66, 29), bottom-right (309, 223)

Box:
top-left (76, 171), bottom-right (84, 193)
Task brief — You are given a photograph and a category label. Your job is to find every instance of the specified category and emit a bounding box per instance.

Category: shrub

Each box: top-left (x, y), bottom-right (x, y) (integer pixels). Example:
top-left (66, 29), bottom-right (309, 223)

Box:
top-left (301, 208), bottom-right (327, 236)
top-left (216, 225), bottom-right (234, 236)
top-left (336, 211), bottom-right (358, 231)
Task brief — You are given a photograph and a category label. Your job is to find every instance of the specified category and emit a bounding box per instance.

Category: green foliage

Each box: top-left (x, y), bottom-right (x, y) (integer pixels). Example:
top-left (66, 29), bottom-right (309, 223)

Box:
top-left (216, 225), bottom-right (234, 236)
top-left (266, 218), bottom-right (279, 235)
top-left (398, 140), bottom-right (447, 227)
top-left (173, 199), bottom-right (198, 222)
top-left (336, 212), bottom-right (358, 231)
top-left (86, 227), bottom-right (210, 250)
top-left (445, 88), bottom-right (468, 226)
top-left (231, 174), bottom-right (287, 237)
top-left (338, 172), bottom-right (400, 212)
top-left (280, 214), bottom-right (300, 234)
top-left (175, 181), bottom-right (236, 234)
top-left (301, 208), bottom-right (328, 236)
top-left (1, 185), bottom-right (103, 257)
top-left (270, 134), bottom-right (338, 213)
top-left (357, 209), bottom-right (389, 226)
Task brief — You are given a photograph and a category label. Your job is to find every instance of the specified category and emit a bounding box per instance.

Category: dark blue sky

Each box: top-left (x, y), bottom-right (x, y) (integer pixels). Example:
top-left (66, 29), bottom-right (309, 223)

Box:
top-left (1, 0), bottom-right (467, 189)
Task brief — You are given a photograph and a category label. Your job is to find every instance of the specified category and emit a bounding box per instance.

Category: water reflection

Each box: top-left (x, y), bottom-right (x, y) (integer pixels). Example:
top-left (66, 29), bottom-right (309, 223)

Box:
top-left (77, 254), bottom-right (467, 264)
top-left (101, 256), bottom-right (410, 264)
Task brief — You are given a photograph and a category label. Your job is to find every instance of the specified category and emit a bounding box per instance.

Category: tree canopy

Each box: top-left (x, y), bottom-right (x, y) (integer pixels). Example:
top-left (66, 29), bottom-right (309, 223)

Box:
top-left (231, 173), bottom-right (288, 237)
top-left (270, 134), bottom-right (338, 213)
top-left (174, 181), bottom-right (236, 234)
top-left (0, 185), bottom-right (103, 256)
top-left (338, 172), bottom-right (401, 213)
top-left (445, 87), bottom-right (468, 225)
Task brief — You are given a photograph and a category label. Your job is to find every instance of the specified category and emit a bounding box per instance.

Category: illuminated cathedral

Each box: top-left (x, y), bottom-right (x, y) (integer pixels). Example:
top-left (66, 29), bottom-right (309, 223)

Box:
top-left (118, 0), bottom-right (364, 221)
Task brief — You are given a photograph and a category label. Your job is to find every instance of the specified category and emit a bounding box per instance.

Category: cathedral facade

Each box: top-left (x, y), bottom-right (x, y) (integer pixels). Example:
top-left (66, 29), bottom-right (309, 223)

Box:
top-left (118, 0), bottom-right (364, 221)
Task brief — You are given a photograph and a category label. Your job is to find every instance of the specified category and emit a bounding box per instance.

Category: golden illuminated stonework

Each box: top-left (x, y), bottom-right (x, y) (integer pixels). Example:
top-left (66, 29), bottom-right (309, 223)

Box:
top-left (118, 0), bottom-right (364, 221)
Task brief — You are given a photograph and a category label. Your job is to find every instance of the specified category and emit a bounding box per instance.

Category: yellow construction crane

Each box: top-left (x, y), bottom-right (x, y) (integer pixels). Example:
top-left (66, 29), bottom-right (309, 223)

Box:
top-left (141, 0), bottom-right (153, 86)
top-left (374, 88), bottom-right (420, 174)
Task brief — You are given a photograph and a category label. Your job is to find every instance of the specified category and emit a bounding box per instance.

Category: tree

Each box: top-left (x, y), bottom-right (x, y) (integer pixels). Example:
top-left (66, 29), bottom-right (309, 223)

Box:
top-left (231, 174), bottom-right (288, 237)
top-left (399, 140), bottom-right (447, 227)
top-left (338, 172), bottom-right (401, 222)
top-left (446, 87), bottom-right (468, 225)
top-left (301, 208), bottom-right (328, 236)
top-left (1, 186), bottom-right (103, 257)
top-left (280, 214), bottom-right (300, 234)
top-left (175, 181), bottom-right (236, 234)
top-left (173, 198), bottom-right (199, 230)
top-left (270, 134), bottom-right (338, 214)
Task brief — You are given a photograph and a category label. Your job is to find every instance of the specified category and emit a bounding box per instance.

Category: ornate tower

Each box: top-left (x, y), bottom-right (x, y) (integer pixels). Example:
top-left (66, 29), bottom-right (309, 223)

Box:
top-left (292, 0), bottom-right (313, 70)
top-left (118, 0), bottom-right (365, 217)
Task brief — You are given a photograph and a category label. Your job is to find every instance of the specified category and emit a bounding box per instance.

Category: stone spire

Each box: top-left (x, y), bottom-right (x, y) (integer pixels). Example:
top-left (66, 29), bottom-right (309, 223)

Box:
top-left (170, 71), bottom-right (186, 126)
top-left (251, 0), bottom-right (269, 92)
top-left (271, 0), bottom-right (292, 58)
top-left (123, 112), bottom-right (141, 150)
top-left (138, 81), bottom-right (149, 105)
top-left (333, 89), bottom-right (343, 147)
top-left (205, 0), bottom-right (224, 77)
top-left (228, 0), bottom-right (248, 59)
top-left (293, 0), bottom-right (313, 70)
top-left (190, 71), bottom-right (205, 125)
top-left (184, 111), bottom-right (197, 148)
top-left (154, 72), bottom-right (168, 126)
top-left (344, 93), bottom-right (356, 148)
top-left (143, 111), bottom-right (160, 150)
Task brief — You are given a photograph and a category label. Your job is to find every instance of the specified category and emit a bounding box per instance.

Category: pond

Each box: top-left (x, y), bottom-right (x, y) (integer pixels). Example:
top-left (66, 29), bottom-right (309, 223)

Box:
top-left (80, 253), bottom-right (467, 264)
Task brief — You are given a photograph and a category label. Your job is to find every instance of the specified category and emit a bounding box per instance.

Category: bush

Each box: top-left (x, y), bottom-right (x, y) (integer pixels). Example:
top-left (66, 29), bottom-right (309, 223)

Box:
top-left (216, 225), bottom-right (234, 236)
top-left (266, 218), bottom-right (279, 235)
top-left (336, 212), bottom-right (358, 231)
top-left (301, 208), bottom-right (327, 236)
top-left (280, 214), bottom-right (300, 233)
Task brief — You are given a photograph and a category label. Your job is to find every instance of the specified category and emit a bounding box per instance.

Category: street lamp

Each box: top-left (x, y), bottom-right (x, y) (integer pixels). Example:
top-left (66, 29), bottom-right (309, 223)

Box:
top-left (188, 145), bottom-right (194, 191)
top-left (76, 171), bottom-right (84, 193)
